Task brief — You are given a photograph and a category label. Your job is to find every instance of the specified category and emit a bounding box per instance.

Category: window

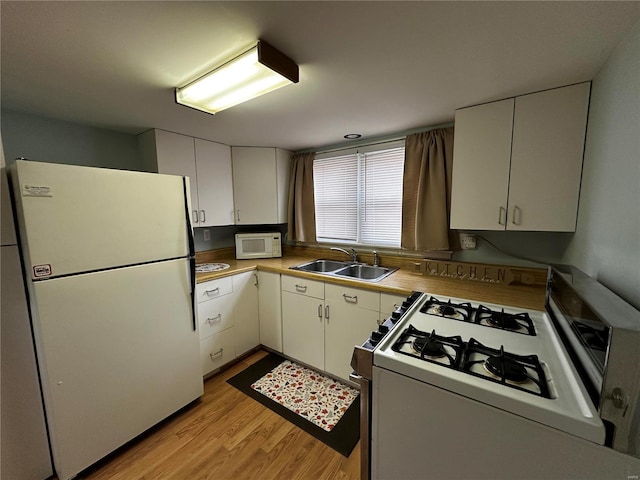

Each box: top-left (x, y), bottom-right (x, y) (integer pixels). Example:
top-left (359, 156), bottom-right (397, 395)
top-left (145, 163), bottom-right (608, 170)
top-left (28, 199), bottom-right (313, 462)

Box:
top-left (313, 142), bottom-right (404, 247)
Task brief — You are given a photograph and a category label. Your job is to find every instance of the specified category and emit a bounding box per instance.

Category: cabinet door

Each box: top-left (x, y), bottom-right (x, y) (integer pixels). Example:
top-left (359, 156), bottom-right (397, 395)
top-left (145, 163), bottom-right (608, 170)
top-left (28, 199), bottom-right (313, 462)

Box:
top-left (325, 284), bottom-right (379, 381)
top-left (257, 271), bottom-right (282, 352)
top-left (232, 147), bottom-right (279, 224)
top-left (233, 271), bottom-right (260, 356)
top-left (282, 291), bottom-right (324, 371)
top-left (194, 139), bottom-right (234, 226)
top-left (508, 83), bottom-right (590, 231)
top-left (152, 130), bottom-right (199, 225)
top-left (380, 292), bottom-right (407, 319)
top-left (450, 99), bottom-right (514, 230)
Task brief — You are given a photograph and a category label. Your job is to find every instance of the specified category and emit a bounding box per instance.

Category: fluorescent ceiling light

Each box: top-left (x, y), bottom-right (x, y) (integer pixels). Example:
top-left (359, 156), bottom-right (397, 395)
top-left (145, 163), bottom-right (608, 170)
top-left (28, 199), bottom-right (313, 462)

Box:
top-left (175, 40), bottom-right (299, 114)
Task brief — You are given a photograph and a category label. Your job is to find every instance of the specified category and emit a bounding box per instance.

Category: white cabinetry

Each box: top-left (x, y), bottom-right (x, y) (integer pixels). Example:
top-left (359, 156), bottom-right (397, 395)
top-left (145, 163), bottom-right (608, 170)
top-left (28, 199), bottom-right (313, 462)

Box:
top-left (282, 275), bottom-right (325, 371)
top-left (257, 271), bottom-right (283, 352)
top-left (198, 277), bottom-right (235, 374)
top-left (324, 284), bottom-right (380, 381)
top-left (138, 129), bottom-right (234, 227)
top-left (198, 272), bottom-right (260, 376)
top-left (281, 275), bottom-right (381, 382)
top-left (232, 147), bottom-right (291, 224)
top-left (233, 271), bottom-right (260, 356)
top-left (379, 292), bottom-right (407, 323)
top-left (450, 82), bottom-right (590, 232)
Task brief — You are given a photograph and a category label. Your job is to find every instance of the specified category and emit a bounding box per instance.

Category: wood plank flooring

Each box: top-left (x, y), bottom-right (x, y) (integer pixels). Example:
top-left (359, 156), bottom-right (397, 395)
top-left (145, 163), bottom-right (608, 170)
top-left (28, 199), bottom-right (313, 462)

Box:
top-left (78, 350), bottom-right (360, 480)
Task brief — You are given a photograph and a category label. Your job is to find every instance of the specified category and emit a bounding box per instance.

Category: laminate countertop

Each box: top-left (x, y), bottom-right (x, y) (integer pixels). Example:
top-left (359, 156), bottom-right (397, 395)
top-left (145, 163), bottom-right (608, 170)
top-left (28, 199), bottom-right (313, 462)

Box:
top-left (196, 255), bottom-right (547, 311)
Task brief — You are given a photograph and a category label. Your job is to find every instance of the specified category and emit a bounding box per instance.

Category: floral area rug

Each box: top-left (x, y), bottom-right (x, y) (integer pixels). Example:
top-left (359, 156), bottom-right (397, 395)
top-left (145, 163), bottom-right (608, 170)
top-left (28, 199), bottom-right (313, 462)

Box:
top-left (251, 360), bottom-right (359, 432)
top-left (226, 352), bottom-right (360, 456)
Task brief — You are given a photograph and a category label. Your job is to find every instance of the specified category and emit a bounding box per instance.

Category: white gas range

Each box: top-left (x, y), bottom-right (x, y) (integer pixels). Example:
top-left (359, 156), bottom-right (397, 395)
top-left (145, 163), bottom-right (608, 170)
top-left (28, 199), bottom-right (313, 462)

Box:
top-left (373, 293), bottom-right (605, 444)
top-left (351, 272), bottom-right (640, 480)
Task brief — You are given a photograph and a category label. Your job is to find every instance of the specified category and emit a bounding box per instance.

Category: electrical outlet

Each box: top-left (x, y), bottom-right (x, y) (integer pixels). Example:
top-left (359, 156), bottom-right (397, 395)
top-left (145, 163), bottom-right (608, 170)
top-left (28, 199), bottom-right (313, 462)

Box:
top-left (459, 233), bottom-right (476, 250)
top-left (203, 229), bottom-right (210, 242)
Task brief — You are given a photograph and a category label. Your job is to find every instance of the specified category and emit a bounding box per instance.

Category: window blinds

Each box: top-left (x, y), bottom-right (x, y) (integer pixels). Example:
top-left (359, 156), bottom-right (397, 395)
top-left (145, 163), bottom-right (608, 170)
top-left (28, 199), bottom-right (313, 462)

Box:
top-left (313, 146), bottom-right (404, 247)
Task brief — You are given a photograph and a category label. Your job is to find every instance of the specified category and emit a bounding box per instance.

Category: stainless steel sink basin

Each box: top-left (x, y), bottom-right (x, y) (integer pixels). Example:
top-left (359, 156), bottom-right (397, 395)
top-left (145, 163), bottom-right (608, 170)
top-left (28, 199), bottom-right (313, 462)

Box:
top-left (289, 259), bottom-right (397, 282)
top-left (334, 264), bottom-right (397, 282)
top-left (290, 259), bottom-right (350, 273)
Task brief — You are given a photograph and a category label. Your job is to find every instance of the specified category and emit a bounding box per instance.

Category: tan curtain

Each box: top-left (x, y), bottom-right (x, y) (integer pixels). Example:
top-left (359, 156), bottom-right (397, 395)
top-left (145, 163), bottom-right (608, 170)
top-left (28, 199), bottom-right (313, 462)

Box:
top-left (287, 152), bottom-right (317, 242)
top-left (401, 127), bottom-right (458, 251)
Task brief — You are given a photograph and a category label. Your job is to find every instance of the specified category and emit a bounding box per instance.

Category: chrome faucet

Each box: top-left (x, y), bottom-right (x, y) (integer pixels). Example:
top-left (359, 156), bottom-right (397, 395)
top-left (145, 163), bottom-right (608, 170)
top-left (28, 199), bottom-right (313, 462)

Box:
top-left (331, 247), bottom-right (358, 263)
top-left (372, 250), bottom-right (379, 267)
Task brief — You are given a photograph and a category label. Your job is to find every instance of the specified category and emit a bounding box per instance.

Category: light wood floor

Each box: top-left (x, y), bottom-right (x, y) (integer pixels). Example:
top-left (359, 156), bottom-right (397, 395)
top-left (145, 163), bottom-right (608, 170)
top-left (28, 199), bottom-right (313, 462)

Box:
top-left (78, 350), bottom-right (361, 480)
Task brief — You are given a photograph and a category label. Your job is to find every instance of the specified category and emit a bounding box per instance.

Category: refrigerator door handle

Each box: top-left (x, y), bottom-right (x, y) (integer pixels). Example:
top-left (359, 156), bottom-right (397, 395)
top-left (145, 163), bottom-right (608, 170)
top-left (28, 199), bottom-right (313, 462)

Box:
top-left (183, 177), bottom-right (197, 332)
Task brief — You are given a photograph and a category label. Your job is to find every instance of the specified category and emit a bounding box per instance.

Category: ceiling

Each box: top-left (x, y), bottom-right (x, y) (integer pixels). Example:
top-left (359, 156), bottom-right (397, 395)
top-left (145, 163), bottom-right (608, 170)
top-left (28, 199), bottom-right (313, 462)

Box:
top-left (2, 1), bottom-right (639, 152)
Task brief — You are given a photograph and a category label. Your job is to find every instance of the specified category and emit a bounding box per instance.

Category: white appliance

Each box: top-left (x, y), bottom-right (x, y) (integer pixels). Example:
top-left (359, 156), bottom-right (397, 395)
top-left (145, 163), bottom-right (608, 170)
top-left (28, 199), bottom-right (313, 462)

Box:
top-left (235, 232), bottom-right (282, 259)
top-left (8, 160), bottom-right (203, 480)
top-left (1, 167), bottom-right (53, 480)
top-left (352, 286), bottom-right (640, 479)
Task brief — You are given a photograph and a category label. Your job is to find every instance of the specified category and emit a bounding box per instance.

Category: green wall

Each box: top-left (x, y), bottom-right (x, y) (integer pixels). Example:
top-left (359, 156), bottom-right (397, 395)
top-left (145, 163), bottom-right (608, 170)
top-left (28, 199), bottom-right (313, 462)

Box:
top-left (561, 20), bottom-right (640, 309)
top-left (0, 110), bottom-right (146, 171)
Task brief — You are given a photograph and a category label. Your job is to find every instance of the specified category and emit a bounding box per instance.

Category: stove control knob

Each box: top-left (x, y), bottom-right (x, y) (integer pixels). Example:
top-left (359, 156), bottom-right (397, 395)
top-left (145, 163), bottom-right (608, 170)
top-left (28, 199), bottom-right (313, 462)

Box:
top-left (402, 300), bottom-right (412, 309)
top-left (370, 330), bottom-right (384, 345)
top-left (391, 309), bottom-right (403, 322)
top-left (378, 324), bottom-right (389, 334)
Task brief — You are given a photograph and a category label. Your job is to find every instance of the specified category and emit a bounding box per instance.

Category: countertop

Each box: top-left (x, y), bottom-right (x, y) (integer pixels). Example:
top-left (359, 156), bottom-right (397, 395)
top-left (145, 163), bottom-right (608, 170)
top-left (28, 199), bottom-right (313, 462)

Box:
top-left (196, 255), bottom-right (547, 311)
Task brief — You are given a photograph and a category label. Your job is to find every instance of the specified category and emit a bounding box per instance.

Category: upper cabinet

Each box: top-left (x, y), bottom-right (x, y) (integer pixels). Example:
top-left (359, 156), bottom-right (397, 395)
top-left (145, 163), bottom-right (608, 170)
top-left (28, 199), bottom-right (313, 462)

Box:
top-left (138, 129), bottom-right (234, 227)
top-left (450, 82), bottom-right (590, 232)
top-left (232, 147), bottom-right (291, 225)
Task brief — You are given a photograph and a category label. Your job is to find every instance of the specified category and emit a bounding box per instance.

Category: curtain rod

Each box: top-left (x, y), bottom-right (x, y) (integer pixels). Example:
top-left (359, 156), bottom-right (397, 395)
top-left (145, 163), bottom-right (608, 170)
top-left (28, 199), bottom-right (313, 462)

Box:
top-left (296, 121), bottom-right (454, 155)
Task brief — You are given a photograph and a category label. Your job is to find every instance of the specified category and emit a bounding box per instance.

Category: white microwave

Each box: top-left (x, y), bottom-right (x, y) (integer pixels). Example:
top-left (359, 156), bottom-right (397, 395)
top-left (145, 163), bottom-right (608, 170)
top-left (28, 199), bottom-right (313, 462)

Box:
top-left (235, 232), bottom-right (282, 259)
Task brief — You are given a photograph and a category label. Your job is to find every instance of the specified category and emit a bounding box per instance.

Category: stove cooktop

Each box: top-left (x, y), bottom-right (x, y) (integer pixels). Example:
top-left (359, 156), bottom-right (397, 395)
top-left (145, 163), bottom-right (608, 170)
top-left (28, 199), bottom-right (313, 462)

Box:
top-left (372, 292), bottom-right (606, 445)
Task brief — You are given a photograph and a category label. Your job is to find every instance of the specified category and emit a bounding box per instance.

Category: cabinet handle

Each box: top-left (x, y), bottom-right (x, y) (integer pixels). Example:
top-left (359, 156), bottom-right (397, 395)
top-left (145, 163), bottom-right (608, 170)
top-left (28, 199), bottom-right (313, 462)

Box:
top-left (193, 210), bottom-right (199, 224)
top-left (498, 207), bottom-right (506, 226)
top-left (236, 209), bottom-right (241, 222)
top-left (343, 294), bottom-right (358, 304)
top-left (512, 206), bottom-right (521, 225)
top-left (209, 348), bottom-right (223, 360)
top-left (200, 210), bottom-right (206, 223)
top-left (295, 284), bottom-right (307, 293)
top-left (254, 273), bottom-right (259, 287)
top-left (206, 314), bottom-right (222, 324)
top-left (205, 287), bottom-right (220, 296)
top-left (325, 305), bottom-right (330, 320)
top-left (318, 304), bottom-right (323, 319)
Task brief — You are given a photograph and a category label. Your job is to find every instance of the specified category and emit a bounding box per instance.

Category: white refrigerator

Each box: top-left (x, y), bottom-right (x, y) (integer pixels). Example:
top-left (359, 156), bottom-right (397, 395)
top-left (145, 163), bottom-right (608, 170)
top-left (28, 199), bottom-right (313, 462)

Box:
top-left (9, 160), bottom-right (203, 480)
top-left (1, 167), bottom-right (53, 479)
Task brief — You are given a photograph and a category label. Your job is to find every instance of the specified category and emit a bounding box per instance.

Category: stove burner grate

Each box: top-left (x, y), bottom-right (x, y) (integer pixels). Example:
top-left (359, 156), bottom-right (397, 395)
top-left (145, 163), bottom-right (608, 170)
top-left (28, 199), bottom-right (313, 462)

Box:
top-left (460, 339), bottom-right (550, 398)
top-left (475, 305), bottom-right (536, 336)
top-left (392, 325), bottom-right (463, 368)
top-left (419, 297), bottom-right (473, 322)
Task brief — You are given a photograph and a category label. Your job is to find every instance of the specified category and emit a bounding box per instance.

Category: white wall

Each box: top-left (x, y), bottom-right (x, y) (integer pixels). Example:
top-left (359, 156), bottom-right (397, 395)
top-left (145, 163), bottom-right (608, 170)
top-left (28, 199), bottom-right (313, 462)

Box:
top-left (561, 20), bottom-right (640, 309)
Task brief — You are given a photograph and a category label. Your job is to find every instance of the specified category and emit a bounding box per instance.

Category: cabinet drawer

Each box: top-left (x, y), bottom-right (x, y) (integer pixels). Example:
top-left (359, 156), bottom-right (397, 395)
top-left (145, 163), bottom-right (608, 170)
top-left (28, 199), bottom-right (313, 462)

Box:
top-left (325, 283), bottom-right (379, 311)
top-left (196, 277), bottom-right (233, 303)
top-left (200, 328), bottom-right (235, 376)
top-left (281, 275), bottom-right (324, 299)
top-left (198, 296), bottom-right (234, 339)
top-left (380, 292), bottom-right (407, 316)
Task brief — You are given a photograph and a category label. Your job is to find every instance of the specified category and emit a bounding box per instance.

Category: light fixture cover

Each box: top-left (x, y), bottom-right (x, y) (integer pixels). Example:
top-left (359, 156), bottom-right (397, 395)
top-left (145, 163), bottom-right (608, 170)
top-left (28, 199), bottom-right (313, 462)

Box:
top-left (175, 40), bottom-right (299, 114)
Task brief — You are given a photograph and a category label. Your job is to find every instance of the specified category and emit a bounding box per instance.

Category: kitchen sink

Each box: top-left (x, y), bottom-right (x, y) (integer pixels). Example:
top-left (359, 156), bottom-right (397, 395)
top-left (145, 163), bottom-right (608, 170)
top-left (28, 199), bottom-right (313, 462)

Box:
top-left (290, 259), bottom-right (350, 273)
top-left (289, 259), bottom-right (397, 282)
top-left (333, 264), bottom-right (397, 282)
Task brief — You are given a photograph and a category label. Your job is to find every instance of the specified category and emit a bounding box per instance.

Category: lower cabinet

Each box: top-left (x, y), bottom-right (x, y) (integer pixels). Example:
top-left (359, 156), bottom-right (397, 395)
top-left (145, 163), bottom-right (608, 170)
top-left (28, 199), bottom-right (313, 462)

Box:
top-left (281, 274), bottom-right (381, 382)
top-left (257, 271), bottom-right (283, 352)
top-left (379, 292), bottom-right (407, 323)
top-left (282, 276), bottom-right (325, 371)
top-left (198, 271), bottom-right (259, 376)
top-left (324, 283), bottom-right (380, 381)
top-left (233, 271), bottom-right (259, 356)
